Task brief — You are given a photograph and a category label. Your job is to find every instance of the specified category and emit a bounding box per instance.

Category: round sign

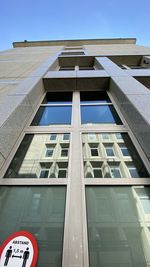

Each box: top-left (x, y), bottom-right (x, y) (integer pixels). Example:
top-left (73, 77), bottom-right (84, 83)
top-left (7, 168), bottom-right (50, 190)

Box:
top-left (0, 231), bottom-right (38, 267)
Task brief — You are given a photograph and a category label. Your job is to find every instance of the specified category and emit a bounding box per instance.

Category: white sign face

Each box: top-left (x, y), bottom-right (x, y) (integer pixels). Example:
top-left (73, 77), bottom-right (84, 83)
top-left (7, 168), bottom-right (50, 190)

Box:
top-left (0, 231), bottom-right (38, 267)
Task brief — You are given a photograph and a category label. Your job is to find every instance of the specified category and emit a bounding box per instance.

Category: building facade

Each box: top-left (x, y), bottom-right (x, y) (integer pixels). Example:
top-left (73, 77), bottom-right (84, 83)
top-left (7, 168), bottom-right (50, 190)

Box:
top-left (0, 38), bottom-right (150, 267)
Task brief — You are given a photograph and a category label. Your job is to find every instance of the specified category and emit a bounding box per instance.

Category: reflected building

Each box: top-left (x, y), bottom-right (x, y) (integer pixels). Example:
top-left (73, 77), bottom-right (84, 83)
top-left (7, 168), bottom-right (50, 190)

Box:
top-left (0, 38), bottom-right (150, 267)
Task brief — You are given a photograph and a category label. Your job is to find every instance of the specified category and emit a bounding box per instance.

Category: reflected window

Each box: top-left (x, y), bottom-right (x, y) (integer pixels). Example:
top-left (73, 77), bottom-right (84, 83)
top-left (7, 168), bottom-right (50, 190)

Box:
top-left (45, 145), bottom-right (55, 157)
top-left (88, 133), bottom-right (97, 141)
top-left (115, 133), bottom-right (123, 140)
top-left (57, 162), bottom-right (68, 178)
top-left (101, 133), bottom-right (109, 140)
top-left (119, 144), bottom-right (130, 156)
top-left (61, 144), bottom-right (69, 157)
top-left (110, 165), bottom-right (122, 178)
top-left (50, 134), bottom-right (57, 140)
top-left (105, 145), bottom-right (115, 157)
top-left (40, 169), bottom-right (49, 178)
top-left (127, 165), bottom-right (140, 178)
top-left (4, 134), bottom-right (70, 179)
top-left (82, 133), bottom-right (149, 178)
top-left (63, 133), bottom-right (70, 140)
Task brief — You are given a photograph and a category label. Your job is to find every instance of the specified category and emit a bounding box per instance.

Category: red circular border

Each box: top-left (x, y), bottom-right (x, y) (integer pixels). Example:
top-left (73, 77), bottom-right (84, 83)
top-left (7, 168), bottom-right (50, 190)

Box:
top-left (0, 230), bottom-right (38, 267)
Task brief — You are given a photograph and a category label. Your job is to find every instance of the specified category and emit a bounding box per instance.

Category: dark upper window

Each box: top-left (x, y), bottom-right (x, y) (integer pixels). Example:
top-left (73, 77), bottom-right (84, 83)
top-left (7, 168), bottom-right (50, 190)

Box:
top-left (79, 66), bottom-right (95, 70)
top-left (60, 51), bottom-right (85, 56)
top-left (42, 92), bottom-right (72, 104)
top-left (80, 91), bottom-right (111, 103)
top-left (59, 66), bottom-right (75, 71)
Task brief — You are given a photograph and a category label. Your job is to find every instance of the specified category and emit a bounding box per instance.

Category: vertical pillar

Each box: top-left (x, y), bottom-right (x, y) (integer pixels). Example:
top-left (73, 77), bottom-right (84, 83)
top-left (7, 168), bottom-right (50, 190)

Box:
top-left (62, 92), bottom-right (89, 267)
top-left (96, 56), bottom-right (150, 162)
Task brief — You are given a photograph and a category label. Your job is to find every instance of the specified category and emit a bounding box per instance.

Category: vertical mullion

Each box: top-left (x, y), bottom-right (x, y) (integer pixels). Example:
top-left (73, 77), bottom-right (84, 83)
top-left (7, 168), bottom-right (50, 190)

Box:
top-left (62, 91), bottom-right (89, 267)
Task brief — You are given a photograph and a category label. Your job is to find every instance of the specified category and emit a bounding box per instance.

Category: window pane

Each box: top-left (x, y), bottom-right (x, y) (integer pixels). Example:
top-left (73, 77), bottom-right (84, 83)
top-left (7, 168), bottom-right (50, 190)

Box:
top-left (50, 134), bottom-right (57, 140)
top-left (82, 133), bottom-right (149, 178)
top-left (40, 170), bottom-right (49, 178)
top-left (93, 169), bottom-right (102, 178)
top-left (80, 91), bottom-right (111, 103)
top-left (105, 147), bottom-right (115, 157)
top-left (128, 166), bottom-right (140, 178)
top-left (63, 133), bottom-right (70, 140)
top-left (81, 105), bottom-right (122, 124)
top-left (86, 186), bottom-right (150, 267)
top-left (119, 144), bottom-right (130, 156)
top-left (61, 149), bottom-right (68, 157)
top-left (90, 148), bottom-right (98, 156)
top-left (31, 106), bottom-right (72, 125)
top-left (4, 134), bottom-right (70, 179)
top-left (42, 92), bottom-right (72, 104)
top-left (58, 170), bottom-right (67, 178)
top-left (45, 148), bottom-right (53, 157)
top-left (0, 186), bottom-right (66, 267)
top-left (110, 167), bottom-right (122, 178)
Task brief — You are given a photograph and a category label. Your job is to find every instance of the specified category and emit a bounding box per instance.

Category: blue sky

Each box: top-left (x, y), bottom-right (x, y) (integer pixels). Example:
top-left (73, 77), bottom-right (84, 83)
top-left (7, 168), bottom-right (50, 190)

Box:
top-left (1, 0), bottom-right (150, 51)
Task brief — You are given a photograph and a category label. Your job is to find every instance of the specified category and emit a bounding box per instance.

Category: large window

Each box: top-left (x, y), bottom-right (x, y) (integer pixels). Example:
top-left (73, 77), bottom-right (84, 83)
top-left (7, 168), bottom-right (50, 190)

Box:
top-left (82, 133), bottom-right (149, 178)
top-left (0, 186), bottom-right (66, 267)
top-left (4, 134), bottom-right (70, 179)
top-left (31, 92), bottom-right (72, 126)
top-left (86, 186), bottom-right (150, 267)
top-left (80, 91), bottom-right (122, 124)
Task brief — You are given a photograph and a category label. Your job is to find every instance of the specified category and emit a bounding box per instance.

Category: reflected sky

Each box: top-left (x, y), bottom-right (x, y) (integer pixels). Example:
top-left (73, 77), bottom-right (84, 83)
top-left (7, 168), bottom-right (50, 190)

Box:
top-left (81, 105), bottom-right (122, 124)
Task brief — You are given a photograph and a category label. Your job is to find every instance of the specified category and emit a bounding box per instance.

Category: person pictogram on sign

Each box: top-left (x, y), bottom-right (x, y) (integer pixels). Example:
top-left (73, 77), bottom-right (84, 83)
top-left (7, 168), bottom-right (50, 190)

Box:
top-left (22, 247), bottom-right (30, 267)
top-left (4, 246), bottom-right (12, 266)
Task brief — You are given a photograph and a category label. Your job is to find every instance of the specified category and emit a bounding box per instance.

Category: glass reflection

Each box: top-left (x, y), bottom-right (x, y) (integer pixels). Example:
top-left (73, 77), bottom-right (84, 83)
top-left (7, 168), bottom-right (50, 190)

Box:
top-left (4, 134), bottom-right (70, 178)
top-left (83, 133), bottom-right (149, 178)
top-left (31, 106), bottom-right (72, 125)
top-left (81, 105), bottom-right (122, 124)
top-left (86, 186), bottom-right (150, 267)
top-left (0, 186), bottom-right (66, 267)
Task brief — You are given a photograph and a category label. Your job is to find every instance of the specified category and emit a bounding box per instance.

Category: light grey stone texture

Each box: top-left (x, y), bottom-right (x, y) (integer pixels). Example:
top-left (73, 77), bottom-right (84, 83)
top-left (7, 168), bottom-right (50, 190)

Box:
top-left (126, 69), bottom-right (150, 77)
top-left (77, 77), bottom-right (109, 91)
top-left (0, 94), bottom-right (28, 127)
top-left (0, 96), bottom-right (33, 158)
top-left (0, 152), bottom-right (5, 169)
top-left (112, 76), bottom-right (150, 95)
top-left (109, 78), bottom-right (150, 159)
top-left (96, 57), bottom-right (129, 76)
top-left (27, 79), bottom-right (45, 110)
top-left (128, 94), bottom-right (150, 124)
top-left (76, 70), bottom-right (108, 78)
top-left (44, 70), bottom-right (76, 79)
top-left (44, 77), bottom-right (76, 91)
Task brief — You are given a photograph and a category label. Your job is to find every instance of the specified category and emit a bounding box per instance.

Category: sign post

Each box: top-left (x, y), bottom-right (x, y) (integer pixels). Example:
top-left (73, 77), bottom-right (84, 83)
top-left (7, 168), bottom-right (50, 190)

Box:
top-left (0, 231), bottom-right (38, 267)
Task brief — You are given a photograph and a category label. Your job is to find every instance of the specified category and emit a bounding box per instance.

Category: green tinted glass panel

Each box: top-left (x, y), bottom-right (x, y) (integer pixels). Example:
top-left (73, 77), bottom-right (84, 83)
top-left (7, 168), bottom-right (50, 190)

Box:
top-left (0, 186), bottom-right (66, 267)
top-left (86, 186), bottom-right (150, 267)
